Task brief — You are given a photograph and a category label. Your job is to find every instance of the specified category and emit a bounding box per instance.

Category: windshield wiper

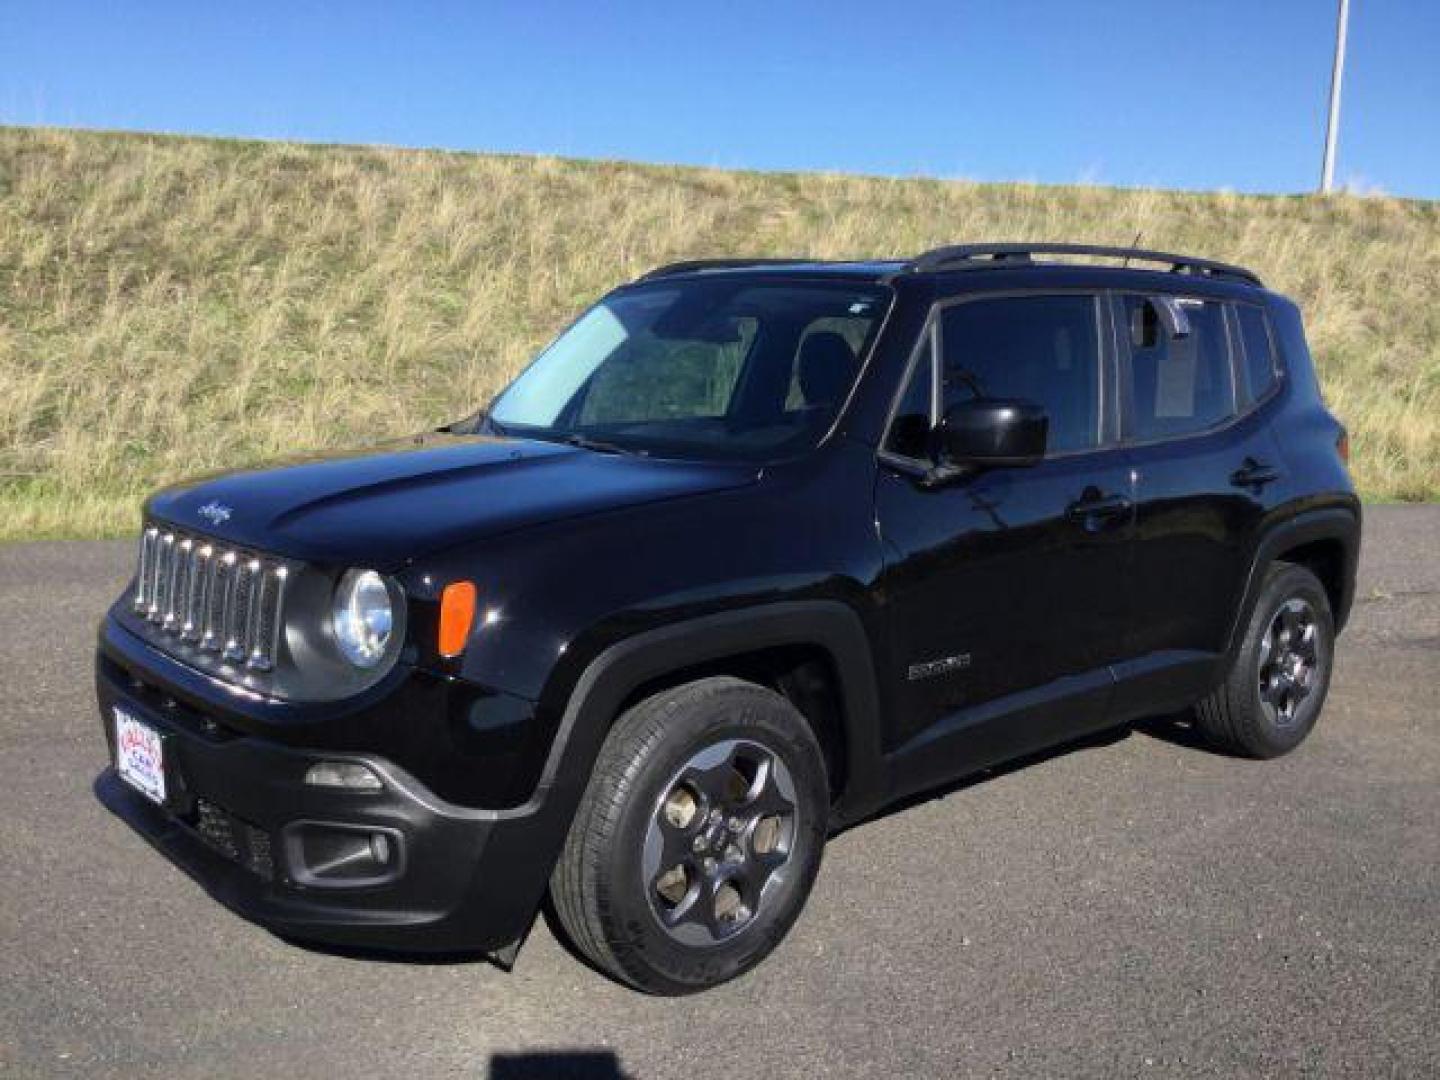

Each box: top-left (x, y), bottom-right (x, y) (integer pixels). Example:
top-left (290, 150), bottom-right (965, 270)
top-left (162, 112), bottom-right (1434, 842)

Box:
top-left (557, 433), bottom-right (647, 456)
top-left (486, 424), bottom-right (646, 456)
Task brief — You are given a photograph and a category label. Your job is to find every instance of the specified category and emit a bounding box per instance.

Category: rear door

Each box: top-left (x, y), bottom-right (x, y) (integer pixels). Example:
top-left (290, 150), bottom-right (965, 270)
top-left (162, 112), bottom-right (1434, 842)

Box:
top-left (875, 291), bottom-right (1134, 794)
top-left (1111, 291), bottom-right (1285, 717)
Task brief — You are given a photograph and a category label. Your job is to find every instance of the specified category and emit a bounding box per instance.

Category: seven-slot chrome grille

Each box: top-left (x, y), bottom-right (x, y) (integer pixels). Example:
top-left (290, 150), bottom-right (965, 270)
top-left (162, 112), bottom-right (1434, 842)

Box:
top-left (132, 523), bottom-right (289, 671)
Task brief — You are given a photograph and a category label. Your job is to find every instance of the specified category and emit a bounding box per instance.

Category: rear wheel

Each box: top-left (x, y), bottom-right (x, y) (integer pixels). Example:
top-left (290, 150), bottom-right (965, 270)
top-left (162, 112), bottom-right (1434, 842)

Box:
top-left (551, 677), bottom-right (828, 994)
top-left (1196, 562), bottom-right (1335, 758)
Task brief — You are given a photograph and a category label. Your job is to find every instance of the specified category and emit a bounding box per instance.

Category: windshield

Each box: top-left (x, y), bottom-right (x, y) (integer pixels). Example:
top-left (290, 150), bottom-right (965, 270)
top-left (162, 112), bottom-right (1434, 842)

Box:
top-left (488, 279), bottom-right (891, 461)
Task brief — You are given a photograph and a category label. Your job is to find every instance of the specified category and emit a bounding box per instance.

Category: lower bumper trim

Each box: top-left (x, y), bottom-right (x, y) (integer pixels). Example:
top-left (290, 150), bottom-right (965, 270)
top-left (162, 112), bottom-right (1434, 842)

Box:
top-left (96, 770), bottom-right (475, 949)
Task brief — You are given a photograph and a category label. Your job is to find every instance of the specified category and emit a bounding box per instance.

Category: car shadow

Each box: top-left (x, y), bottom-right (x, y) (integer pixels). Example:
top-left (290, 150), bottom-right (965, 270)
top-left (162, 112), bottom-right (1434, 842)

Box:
top-left (272, 934), bottom-right (493, 967)
top-left (1132, 709), bottom-right (1247, 757)
top-left (490, 1050), bottom-right (628, 1079)
top-left (832, 709), bottom-right (1232, 837)
top-left (830, 723), bottom-right (1133, 837)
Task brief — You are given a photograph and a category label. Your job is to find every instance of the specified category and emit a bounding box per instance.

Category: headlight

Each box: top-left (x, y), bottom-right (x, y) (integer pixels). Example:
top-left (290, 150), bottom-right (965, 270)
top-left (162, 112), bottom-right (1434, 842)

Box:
top-left (331, 569), bottom-right (395, 668)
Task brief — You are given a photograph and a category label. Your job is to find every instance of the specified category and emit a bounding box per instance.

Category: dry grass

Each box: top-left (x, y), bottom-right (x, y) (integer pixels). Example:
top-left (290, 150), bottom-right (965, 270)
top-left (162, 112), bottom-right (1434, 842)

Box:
top-left (1, 126), bottom-right (1436, 539)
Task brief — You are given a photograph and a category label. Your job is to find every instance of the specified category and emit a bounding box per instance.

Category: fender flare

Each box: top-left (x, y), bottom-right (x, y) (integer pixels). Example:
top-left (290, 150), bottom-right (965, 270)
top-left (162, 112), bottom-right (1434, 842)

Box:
top-left (536, 600), bottom-right (884, 823)
top-left (1223, 505), bottom-right (1361, 662)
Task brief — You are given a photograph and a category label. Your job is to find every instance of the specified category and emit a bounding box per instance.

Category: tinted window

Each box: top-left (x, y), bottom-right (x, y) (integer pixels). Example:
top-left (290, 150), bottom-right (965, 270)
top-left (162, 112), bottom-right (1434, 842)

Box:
top-left (884, 325), bottom-right (935, 460)
top-left (939, 295), bottom-right (1101, 453)
top-left (1235, 304), bottom-right (1278, 402)
top-left (1124, 296), bottom-right (1234, 440)
top-left (489, 281), bottom-right (890, 461)
top-left (579, 319), bottom-right (756, 424)
top-left (786, 315), bottom-right (878, 410)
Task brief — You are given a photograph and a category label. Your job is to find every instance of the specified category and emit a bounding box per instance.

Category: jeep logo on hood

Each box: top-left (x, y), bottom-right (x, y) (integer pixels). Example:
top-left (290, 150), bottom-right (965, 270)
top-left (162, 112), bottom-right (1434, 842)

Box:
top-left (197, 500), bottom-right (233, 526)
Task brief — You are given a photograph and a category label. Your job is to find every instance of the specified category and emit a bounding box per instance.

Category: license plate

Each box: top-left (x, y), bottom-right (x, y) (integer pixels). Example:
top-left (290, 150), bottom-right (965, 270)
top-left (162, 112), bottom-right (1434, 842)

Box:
top-left (114, 707), bottom-right (167, 805)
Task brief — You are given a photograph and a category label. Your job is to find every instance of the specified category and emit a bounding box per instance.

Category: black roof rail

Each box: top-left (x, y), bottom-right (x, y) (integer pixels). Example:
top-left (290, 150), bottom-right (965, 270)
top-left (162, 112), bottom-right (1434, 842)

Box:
top-left (640, 258), bottom-right (822, 280)
top-left (905, 243), bottom-right (1263, 286)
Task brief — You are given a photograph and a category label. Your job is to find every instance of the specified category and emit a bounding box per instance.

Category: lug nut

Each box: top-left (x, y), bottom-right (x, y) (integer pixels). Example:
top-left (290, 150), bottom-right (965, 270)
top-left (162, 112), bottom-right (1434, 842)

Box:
top-left (692, 835), bottom-right (706, 852)
top-left (728, 817), bottom-right (743, 832)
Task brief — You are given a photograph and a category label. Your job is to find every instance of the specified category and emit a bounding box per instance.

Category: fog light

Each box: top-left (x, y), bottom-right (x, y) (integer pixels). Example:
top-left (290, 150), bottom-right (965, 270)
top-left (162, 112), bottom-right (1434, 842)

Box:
top-left (282, 822), bottom-right (404, 888)
top-left (304, 761), bottom-right (383, 791)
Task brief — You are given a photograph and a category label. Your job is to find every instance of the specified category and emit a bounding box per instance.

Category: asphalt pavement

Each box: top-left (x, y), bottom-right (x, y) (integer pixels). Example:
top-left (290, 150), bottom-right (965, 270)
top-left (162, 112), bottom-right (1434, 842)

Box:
top-left (1, 507), bottom-right (1436, 1078)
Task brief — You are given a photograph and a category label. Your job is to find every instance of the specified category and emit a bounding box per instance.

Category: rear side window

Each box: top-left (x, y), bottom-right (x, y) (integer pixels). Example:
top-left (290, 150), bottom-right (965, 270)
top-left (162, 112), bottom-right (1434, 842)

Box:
top-left (1235, 304), bottom-right (1279, 402)
top-left (939, 295), bottom-right (1101, 453)
top-left (1122, 296), bottom-right (1234, 440)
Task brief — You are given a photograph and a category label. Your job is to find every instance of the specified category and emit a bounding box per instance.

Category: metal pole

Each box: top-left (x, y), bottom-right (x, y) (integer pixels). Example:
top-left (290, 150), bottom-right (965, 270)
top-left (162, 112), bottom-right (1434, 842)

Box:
top-left (1320, 0), bottom-right (1351, 193)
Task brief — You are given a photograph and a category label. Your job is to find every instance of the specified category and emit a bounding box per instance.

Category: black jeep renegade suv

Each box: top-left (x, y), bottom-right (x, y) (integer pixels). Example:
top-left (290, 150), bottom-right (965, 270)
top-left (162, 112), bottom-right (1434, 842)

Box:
top-left (96, 243), bottom-right (1360, 993)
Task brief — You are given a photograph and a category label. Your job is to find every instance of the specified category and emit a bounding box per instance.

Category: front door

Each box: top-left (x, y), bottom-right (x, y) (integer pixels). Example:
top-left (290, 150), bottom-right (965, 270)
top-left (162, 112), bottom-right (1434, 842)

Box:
top-left (875, 292), bottom-right (1134, 797)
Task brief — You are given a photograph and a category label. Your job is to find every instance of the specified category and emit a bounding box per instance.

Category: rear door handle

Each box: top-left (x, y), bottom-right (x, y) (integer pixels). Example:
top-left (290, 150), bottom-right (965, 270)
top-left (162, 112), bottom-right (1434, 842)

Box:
top-left (1066, 490), bottom-right (1131, 526)
top-left (1230, 457), bottom-right (1280, 489)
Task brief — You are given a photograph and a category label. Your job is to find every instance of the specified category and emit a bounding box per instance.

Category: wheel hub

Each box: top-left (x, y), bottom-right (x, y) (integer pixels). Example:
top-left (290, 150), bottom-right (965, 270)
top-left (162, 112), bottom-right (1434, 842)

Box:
top-left (642, 738), bottom-right (798, 947)
top-left (1258, 597), bottom-right (1324, 726)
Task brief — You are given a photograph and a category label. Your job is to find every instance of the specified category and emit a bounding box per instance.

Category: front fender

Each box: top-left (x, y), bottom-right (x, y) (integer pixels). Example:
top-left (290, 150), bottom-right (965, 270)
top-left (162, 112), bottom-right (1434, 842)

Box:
top-left (460, 600), bottom-right (884, 960)
top-left (531, 601), bottom-right (885, 829)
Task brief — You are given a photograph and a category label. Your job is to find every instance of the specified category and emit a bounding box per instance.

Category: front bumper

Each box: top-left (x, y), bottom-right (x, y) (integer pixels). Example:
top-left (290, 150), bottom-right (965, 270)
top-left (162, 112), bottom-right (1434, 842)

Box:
top-left (95, 619), bottom-right (573, 955)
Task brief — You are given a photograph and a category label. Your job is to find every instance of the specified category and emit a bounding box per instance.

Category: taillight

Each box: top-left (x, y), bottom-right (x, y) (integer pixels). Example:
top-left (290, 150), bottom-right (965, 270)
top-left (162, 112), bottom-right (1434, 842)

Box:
top-left (1336, 427), bottom-right (1350, 464)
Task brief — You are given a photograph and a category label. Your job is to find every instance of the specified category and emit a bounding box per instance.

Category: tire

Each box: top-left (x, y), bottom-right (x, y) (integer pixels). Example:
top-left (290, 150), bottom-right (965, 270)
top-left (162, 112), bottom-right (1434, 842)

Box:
top-left (1195, 562), bottom-right (1335, 759)
top-left (551, 676), bottom-right (829, 994)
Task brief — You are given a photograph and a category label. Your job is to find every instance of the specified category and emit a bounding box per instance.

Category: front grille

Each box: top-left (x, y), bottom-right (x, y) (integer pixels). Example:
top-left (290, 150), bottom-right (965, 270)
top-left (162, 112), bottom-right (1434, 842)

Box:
top-left (192, 797), bottom-right (275, 881)
top-left (132, 523), bottom-right (289, 671)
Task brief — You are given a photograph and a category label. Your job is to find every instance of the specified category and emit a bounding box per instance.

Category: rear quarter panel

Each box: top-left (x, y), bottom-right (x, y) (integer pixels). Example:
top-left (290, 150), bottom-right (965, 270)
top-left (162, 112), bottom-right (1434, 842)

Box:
top-left (1229, 295), bottom-right (1361, 645)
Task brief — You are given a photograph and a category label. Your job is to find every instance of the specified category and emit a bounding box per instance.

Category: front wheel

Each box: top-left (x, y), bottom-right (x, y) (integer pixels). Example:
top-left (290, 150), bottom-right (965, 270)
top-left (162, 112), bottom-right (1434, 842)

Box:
top-left (1195, 562), bottom-right (1335, 758)
top-left (550, 677), bottom-right (829, 994)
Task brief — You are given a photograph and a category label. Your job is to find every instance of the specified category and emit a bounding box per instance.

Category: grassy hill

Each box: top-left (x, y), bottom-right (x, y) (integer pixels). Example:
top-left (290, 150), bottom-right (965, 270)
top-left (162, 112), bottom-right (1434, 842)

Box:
top-left (1, 126), bottom-right (1436, 539)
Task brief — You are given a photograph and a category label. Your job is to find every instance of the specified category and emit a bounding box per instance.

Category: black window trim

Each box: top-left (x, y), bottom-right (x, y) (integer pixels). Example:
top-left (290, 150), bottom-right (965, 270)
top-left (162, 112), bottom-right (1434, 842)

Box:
top-left (878, 288), bottom-right (1117, 471)
top-left (1111, 290), bottom-right (1284, 450)
top-left (877, 315), bottom-right (939, 471)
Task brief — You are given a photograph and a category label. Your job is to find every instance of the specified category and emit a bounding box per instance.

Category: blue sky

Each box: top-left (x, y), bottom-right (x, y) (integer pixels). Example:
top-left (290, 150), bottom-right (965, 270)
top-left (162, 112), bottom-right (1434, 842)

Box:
top-left (3, 1), bottom-right (1437, 198)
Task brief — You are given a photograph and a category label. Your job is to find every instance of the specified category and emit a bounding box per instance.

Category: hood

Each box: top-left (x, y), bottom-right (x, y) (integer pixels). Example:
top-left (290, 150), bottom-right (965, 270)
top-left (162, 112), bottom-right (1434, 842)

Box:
top-left (145, 433), bottom-right (759, 569)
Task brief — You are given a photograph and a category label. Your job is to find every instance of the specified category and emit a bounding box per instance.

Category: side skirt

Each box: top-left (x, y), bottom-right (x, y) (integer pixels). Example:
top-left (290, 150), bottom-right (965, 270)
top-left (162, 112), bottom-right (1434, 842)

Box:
top-left (1108, 649), bottom-right (1221, 725)
top-left (881, 667), bottom-right (1114, 806)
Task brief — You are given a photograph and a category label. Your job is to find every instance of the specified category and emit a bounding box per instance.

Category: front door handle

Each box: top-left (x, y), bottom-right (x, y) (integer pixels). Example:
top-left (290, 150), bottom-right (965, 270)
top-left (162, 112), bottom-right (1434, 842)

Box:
top-left (1066, 489), bottom-right (1131, 529)
top-left (1230, 457), bottom-right (1280, 489)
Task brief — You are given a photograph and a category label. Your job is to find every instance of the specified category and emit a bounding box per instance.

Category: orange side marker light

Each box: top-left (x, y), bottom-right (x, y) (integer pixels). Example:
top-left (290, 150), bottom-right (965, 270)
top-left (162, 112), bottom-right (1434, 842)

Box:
top-left (438, 581), bottom-right (477, 658)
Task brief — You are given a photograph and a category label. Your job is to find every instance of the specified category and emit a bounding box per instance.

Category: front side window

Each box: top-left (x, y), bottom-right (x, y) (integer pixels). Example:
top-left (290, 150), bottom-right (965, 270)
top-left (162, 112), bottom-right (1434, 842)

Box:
top-left (939, 295), bottom-right (1102, 454)
top-left (489, 280), bottom-right (890, 461)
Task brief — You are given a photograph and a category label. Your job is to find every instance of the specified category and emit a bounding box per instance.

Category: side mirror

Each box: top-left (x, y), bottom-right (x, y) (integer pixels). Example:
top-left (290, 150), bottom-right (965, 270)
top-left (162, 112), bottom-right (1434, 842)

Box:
top-left (935, 399), bottom-right (1048, 469)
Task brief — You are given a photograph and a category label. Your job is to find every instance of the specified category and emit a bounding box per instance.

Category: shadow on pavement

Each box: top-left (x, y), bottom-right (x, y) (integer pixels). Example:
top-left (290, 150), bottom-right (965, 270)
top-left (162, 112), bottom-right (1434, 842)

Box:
top-left (833, 723), bottom-right (1133, 837)
top-left (490, 1050), bottom-right (627, 1079)
top-left (835, 709), bottom-right (1237, 838)
top-left (1132, 709), bottom-right (1246, 757)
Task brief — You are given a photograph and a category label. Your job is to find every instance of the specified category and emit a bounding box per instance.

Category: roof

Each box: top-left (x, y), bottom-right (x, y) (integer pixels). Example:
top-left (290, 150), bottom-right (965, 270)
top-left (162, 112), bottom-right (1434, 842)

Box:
top-left (638, 258), bottom-right (908, 281)
top-left (640, 244), bottom-right (1263, 289)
